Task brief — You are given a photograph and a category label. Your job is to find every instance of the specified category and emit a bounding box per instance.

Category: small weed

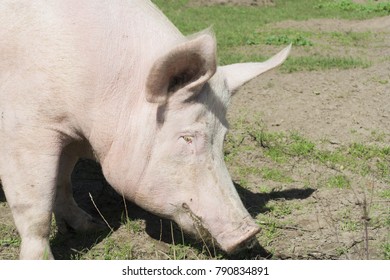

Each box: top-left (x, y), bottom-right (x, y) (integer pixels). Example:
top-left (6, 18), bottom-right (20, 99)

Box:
top-left (258, 185), bottom-right (272, 194)
top-left (378, 79), bottom-right (389, 85)
top-left (328, 31), bottom-right (373, 47)
top-left (261, 167), bottom-right (294, 183)
top-left (250, 129), bottom-right (315, 161)
top-left (340, 219), bottom-right (360, 232)
top-left (257, 216), bottom-right (279, 247)
top-left (288, 132), bottom-right (316, 157)
top-left (348, 143), bottom-right (389, 160)
top-left (238, 177), bottom-right (250, 188)
top-left (378, 189), bottom-right (390, 199)
top-left (168, 243), bottom-right (195, 260)
top-left (102, 237), bottom-right (134, 260)
top-left (376, 161), bottom-right (390, 182)
top-left (326, 175), bottom-right (350, 189)
top-left (370, 130), bottom-right (387, 142)
top-left (383, 243), bottom-right (390, 260)
top-left (123, 217), bottom-right (143, 234)
top-left (335, 246), bottom-right (348, 256)
top-left (267, 202), bottom-right (293, 218)
top-left (338, 208), bottom-right (358, 230)
top-left (315, 0), bottom-right (390, 17)
top-left (265, 34), bottom-right (313, 46)
top-left (0, 237), bottom-right (20, 247)
top-left (0, 224), bottom-right (20, 248)
top-left (282, 56), bottom-right (371, 73)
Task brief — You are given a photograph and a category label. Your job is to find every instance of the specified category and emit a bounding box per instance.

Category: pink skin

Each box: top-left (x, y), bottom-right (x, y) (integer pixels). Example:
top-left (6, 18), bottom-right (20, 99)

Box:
top-left (0, 0), bottom-right (290, 259)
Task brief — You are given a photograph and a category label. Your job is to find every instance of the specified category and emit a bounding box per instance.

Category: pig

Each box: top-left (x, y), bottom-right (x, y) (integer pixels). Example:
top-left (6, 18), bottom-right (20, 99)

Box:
top-left (0, 0), bottom-right (290, 259)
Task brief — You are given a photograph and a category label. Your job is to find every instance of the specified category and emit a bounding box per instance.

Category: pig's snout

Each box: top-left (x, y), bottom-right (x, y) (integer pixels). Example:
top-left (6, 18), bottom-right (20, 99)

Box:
top-left (216, 219), bottom-right (260, 254)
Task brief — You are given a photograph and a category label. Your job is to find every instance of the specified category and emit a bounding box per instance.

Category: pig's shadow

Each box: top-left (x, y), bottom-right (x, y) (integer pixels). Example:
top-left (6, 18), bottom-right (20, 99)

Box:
top-left (0, 186), bottom-right (5, 203)
top-left (1, 159), bottom-right (313, 259)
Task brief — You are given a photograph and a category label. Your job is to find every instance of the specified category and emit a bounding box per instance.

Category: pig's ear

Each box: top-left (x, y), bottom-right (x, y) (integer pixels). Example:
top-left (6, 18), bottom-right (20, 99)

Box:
top-left (146, 33), bottom-right (217, 104)
top-left (221, 44), bottom-right (291, 93)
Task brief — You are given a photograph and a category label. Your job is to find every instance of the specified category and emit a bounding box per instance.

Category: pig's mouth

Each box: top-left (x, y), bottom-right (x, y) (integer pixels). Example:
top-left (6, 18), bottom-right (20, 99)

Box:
top-left (181, 202), bottom-right (214, 244)
top-left (179, 203), bottom-right (260, 254)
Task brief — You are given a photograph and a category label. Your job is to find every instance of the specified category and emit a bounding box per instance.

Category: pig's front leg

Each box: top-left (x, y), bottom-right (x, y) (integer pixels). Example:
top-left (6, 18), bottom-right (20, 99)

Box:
top-left (54, 143), bottom-right (104, 234)
top-left (1, 138), bottom-right (62, 259)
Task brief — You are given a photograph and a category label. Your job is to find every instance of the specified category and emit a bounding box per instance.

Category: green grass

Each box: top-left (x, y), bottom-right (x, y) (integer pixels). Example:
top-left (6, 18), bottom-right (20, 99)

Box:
top-left (152, 0), bottom-right (387, 67)
top-left (328, 31), bottom-right (373, 47)
top-left (257, 216), bottom-right (279, 248)
top-left (261, 167), bottom-right (294, 183)
top-left (226, 118), bottom-right (390, 183)
top-left (282, 56), bottom-right (371, 73)
top-left (123, 217), bottom-right (143, 234)
top-left (267, 201), bottom-right (294, 218)
top-left (0, 224), bottom-right (20, 248)
top-left (326, 175), bottom-right (350, 189)
top-left (0, 236), bottom-right (20, 247)
top-left (383, 242), bottom-right (390, 260)
top-left (249, 129), bottom-right (316, 162)
top-left (379, 189), bottom-right (390, 199)
top-left (101, 237), bottom-right (134, 260)
top-left (265, 34), bottom-right (313, 46)
top-left (315, 0), bottom-right (390, 17)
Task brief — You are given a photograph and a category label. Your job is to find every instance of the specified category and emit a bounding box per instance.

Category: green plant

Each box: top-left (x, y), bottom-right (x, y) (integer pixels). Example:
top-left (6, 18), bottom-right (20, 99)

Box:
top-left (261, 167), bottom-right (293, 183)
top-left (382, 242), bottom-right (390, 260)
top-left (102, 237), bottom-right (134, 260)
top-left (315, 0), bottom-right (390, 17)
top-left (326, 175), bottom-right (350, 189)
top-left (282, 56), bottom-right (371, 73)
top-left (266, 34), bottom-right (313, 46)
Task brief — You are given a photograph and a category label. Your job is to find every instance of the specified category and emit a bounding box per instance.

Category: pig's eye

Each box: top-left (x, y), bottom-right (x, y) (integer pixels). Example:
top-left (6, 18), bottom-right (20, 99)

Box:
top-left (181, 135), bottom-right (193, 144)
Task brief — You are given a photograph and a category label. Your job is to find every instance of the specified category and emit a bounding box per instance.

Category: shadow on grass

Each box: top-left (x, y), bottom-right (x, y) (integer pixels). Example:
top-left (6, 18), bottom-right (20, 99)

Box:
top-left (49, 159), bottom-right (314, 259)
top-left (0, 185), bottom-right (5, 203)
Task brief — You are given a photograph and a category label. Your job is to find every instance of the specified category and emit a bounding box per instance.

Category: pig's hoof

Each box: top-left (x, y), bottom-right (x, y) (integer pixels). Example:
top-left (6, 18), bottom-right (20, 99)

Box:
top-left (56, 212), bottom-right (106, 234)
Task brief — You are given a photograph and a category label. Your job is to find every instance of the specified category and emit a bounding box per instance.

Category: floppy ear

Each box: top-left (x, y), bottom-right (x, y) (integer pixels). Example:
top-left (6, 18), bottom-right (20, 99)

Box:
top-left (220, 44), bottom-right (291, 93)
top-left (146, 32), bottom-right (217, 104)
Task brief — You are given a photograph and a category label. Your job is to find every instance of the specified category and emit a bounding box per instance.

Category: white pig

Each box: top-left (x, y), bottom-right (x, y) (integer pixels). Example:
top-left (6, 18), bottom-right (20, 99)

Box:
top-left (0, 0), bottom-right (290, 259)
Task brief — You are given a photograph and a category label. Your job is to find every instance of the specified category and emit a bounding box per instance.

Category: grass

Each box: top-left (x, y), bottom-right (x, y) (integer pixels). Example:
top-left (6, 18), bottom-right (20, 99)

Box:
top-left (282, 56), bottom-right (371, 73)
top-left (378, 189), bottom-right (390, 199)
top-left (261, 167), bottom-right (294, 183)
top-left (265, 34), bottom-right (313, 46)
top-left (0, 224), bottom-right (20, 247)
top-left (152, 0), bottom-right (386, 67)
top-left (315, 0), bottom-right (390, 17)
top-left (227, 118), bottom-right (389, 188)
top-left (383, 243), bottom-right (390, 260)
top-left (326, 175), bottom-right (350, 189)
top-left (153, 0), bottom-right (390, 37)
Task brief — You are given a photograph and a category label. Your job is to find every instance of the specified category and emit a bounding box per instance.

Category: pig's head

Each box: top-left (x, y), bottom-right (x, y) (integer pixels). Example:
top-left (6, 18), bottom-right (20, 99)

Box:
top-left (104, 31), bottom-right (290, 254)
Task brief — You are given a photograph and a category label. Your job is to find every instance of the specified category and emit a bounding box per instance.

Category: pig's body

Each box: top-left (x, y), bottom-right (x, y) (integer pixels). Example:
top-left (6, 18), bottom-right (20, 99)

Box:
top-left (0, 0), bottom-right (290, 259)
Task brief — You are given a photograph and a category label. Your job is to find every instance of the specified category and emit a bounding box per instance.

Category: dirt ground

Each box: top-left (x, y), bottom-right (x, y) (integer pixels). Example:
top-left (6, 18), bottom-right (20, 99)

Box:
top-left (227, 17), bottom-right (389, 259)
top-left (0, 1), bottom-right (389, 260)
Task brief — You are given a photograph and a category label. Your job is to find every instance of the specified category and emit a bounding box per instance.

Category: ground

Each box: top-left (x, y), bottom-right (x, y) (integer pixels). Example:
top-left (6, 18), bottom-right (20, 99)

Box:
top-left (0, 0), bottom-right (389, 260)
